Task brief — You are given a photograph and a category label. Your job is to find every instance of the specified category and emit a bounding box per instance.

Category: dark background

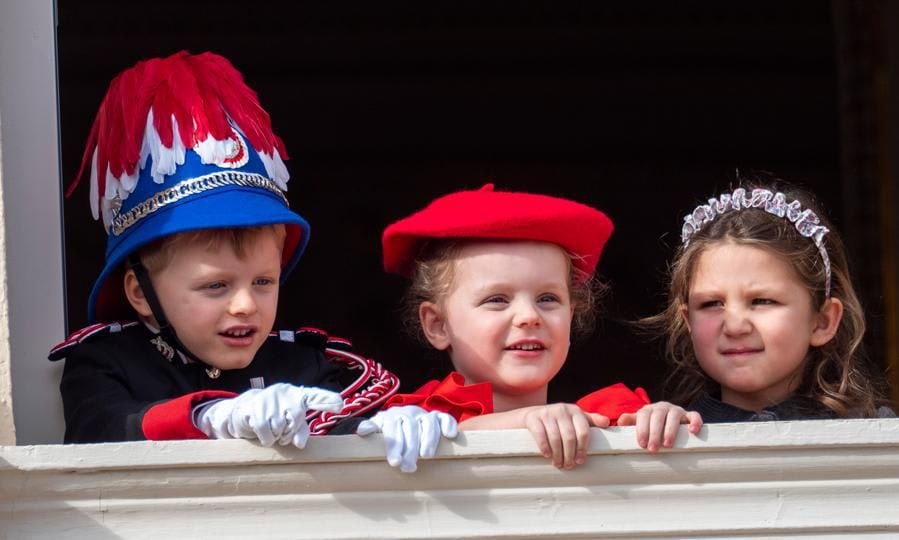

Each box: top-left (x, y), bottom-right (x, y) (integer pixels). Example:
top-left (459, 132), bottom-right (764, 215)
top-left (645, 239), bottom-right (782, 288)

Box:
top-left (57, 2), bottom-right (896, 403)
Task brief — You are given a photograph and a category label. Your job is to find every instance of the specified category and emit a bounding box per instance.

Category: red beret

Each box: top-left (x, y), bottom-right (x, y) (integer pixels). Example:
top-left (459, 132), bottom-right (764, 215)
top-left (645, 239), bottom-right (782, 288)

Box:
top-left (382, 184), bottom-right (614, 278)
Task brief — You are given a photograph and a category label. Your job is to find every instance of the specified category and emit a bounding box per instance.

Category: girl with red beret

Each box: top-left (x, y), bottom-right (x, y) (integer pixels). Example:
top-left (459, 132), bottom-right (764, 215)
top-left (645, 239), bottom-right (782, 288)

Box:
top-left (382, 184), bottom-right (702, 469)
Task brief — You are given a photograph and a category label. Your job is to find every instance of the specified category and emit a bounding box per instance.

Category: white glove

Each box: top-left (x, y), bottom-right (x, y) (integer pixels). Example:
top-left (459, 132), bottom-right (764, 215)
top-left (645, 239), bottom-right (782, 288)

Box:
top-left (194, 383), bottom-right (344, 448)
top-left (356, 405), bottom-right (458, 472)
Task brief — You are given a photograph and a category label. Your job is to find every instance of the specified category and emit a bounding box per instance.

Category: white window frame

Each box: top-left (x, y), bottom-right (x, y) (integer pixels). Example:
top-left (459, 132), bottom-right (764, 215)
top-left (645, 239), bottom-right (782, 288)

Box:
top-left (0, 0), bottom-right (66, 445)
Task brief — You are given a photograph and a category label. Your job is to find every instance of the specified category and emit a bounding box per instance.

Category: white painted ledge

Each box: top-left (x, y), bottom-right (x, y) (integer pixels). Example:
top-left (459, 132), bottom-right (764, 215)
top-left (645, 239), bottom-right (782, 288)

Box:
top-left (2, 419), bottom-right (899, 539)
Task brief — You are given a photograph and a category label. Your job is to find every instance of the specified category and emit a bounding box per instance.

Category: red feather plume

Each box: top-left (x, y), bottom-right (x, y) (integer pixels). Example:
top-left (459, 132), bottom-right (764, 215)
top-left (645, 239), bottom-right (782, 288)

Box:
top-left (69, 51), bottom-right (288, 206)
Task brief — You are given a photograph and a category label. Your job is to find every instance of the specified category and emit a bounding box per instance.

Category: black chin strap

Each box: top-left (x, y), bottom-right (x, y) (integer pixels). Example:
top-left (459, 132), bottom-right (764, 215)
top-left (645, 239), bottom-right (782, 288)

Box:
top-left (127, 256), bottom-right (219, 377)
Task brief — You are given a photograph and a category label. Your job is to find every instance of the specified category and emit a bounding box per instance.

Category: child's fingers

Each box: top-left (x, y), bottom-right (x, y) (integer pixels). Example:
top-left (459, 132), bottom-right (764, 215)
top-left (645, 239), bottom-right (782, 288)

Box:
top-left (686, 411), bottom-right (704, 434)
top-left (663, 407), bottom-right (684, 448)
top-left (542, 419), bottom-right (565, 469)
top-left (240, 398), bottom-right (280, 446)
top-left (525, 416), bottom-right (552, 459)
top-left (290, 419), bottom-right (311, 449)
top-left (416, 412), bottom-right (441, 458)
top-left (380, 416), bottom-right (409, 470)
top-left (634, 408), bottom-right (652, 449)
top-left (250, 415), bottom-right (278, 447)
top-left (572, 413), bottom-right (591, 466)
top-left (646, 407), bottom-right (669, 453)
top-left (298, 387), bottom-right (344, 413)
top-left (556, 416), bottom-right (579, 469)
top-left (616, 412), bottom-right (636, 426)
top-left (437, 411), bottom-right (459, 439)
top-left (586, 412), bottom-right (610, 428)
top-left (398, 413), bottom-right (421, 472)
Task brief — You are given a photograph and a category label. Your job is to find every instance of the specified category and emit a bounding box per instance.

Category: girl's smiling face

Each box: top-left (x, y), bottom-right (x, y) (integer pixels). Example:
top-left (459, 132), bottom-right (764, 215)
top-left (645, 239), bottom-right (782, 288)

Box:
top-left (420, 241), bottom-right (574, 410)
top-left (684, 241), bottom-right (839, 411)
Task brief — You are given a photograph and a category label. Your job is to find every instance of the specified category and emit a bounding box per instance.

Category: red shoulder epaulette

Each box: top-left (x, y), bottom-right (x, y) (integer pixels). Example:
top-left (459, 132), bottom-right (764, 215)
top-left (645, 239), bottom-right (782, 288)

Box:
top-left (48, 321), bottom-right (139, 361)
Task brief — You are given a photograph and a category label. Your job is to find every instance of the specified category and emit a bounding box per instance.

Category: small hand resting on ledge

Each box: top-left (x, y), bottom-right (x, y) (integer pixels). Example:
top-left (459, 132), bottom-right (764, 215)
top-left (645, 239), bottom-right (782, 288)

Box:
top-left (194, 385), bottom-right (457, 472)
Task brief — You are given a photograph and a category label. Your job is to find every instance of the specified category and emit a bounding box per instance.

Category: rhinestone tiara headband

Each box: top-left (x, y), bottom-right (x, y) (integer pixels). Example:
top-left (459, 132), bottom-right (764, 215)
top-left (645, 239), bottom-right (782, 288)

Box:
top-left (681, 187), bottom-right (832, 296)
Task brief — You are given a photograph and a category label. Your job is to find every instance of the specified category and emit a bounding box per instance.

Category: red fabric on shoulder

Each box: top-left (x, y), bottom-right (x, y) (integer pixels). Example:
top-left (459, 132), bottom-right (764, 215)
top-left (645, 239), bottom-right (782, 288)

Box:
top-left (142, 390), bottom-right (238, 440)
top-left (385, 371), bottom-right (493, 422)
top-left (576, 383), bottom-right (651, 426)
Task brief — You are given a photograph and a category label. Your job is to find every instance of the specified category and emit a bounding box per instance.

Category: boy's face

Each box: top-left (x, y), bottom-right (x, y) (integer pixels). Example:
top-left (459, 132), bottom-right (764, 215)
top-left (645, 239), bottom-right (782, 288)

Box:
top-left (142, 230), bottom-right (282, 370)
top-left (424, 241), bottom-right (573, 406)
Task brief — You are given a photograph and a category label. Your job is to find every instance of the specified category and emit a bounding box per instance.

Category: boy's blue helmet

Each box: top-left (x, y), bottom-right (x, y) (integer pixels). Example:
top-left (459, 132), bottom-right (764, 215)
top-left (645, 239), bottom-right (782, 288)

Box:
top-left (73, 51), bottom-right (310, 322)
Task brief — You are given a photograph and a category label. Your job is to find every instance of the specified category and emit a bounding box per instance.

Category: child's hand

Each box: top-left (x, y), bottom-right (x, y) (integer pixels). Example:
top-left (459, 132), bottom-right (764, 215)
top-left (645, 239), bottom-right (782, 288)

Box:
top-left (356, 405), bottom-right (458, 473)
top-left (194, 383), bottom-right (344, 448)
top-left (617, 402), bottom-right (703, 453)
top-left (522, 403), bottom-right (610, 469)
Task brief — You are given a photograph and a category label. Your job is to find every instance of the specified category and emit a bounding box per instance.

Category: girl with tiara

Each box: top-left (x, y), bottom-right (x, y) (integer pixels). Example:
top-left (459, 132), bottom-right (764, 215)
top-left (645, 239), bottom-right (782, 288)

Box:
top-left (381, 184), bottom-right (702, 469)
top-left (644, 180), bottom-right (895, 427)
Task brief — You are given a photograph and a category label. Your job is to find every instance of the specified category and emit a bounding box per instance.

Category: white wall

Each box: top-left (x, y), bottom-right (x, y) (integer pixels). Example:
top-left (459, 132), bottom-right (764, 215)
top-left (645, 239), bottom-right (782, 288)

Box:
top-left (0, 0), bottom-right (67, 444)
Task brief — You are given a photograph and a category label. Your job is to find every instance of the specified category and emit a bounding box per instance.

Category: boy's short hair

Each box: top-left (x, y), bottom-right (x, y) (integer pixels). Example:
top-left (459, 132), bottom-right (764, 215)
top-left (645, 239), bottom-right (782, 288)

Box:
top-left (139, 225), bottom-right (287, 275)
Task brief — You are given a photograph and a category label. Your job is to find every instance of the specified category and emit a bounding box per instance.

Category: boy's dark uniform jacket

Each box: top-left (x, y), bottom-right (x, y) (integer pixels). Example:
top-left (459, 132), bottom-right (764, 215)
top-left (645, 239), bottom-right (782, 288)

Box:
top-left (49, 323), bottom-right (396, 443)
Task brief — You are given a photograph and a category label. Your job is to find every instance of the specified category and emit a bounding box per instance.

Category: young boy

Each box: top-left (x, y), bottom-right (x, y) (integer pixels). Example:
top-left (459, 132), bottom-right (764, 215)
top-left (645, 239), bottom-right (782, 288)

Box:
top-left (49, 51), bottom-right (454, 472)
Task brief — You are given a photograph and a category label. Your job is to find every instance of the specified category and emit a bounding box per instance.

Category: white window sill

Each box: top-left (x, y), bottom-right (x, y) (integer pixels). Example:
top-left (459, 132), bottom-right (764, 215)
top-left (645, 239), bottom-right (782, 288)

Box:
top-left (2, 419), bottom-right (899, 539)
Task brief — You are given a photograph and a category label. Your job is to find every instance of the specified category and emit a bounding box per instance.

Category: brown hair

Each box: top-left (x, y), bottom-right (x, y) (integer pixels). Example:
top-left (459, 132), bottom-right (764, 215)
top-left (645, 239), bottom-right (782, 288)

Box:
top-left (139, 225), bottom-right (287, 275)
top-left (403, 239), bottom-right (606, 341)
top-left (647, 182), bottom-right (888, 417)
